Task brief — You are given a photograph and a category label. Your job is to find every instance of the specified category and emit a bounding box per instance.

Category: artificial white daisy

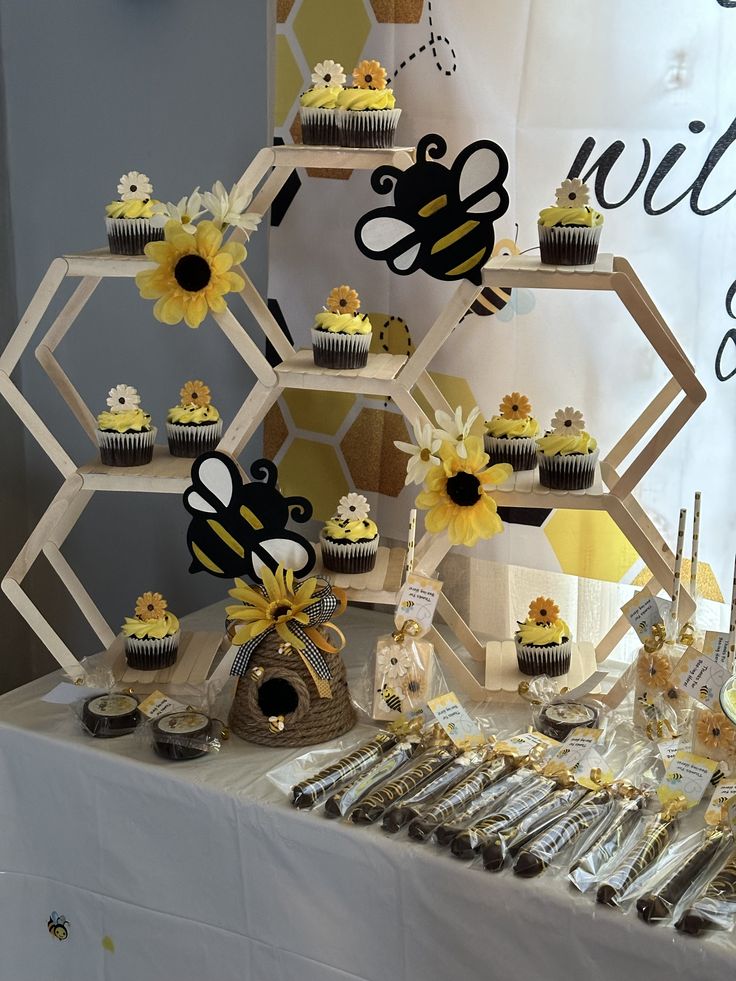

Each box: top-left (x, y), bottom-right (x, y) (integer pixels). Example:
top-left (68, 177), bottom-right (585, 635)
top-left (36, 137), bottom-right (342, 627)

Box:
top-left (311, 59), bottom-right (346, 88)
top-left (394, 420), bottom-right (442, 486)
top-left (106, 384), bottom-right (141, 412)
top-left (152, 189), bottom-right (205, 234)
top-left (203, 180), bottom-right (262, 235)
top-left (117, 171), bottom-right (152, 201)
top-left (337, 492), bottom-right (370, 522)
top-left (377, 643), bottom-right (412, 681)
top-left (554, 177), bottom-right (589, 208)
top-left (433, 405), bottom-right (481, 459)
top-left (550, 406), bottom-right (586, 435)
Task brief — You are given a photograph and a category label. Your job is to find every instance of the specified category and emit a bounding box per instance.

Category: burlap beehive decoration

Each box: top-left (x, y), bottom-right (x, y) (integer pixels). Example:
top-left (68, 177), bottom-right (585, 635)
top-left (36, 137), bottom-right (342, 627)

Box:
top-left (226, 566), bottom-right (355, 747)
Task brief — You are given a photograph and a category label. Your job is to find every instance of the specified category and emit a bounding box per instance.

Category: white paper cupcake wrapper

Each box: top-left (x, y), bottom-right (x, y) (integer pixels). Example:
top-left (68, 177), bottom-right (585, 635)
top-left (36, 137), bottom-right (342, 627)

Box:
top-left (299, 106), bottom-right (340, 145)
top-left (311, 328), bottom-right (371, 369)
top-left (320, 532), bottom-right (379, 574)
top-left (124, 630), bottom-right (180, 670)
top-left (537, 447), bottom-right (599, 490)
top-left (105, 216), bottom-right (166, 255)
top-left (166, 420), bottom-right (222, 457)
top-left (515, 637), bottom-right (572, 678)
top-left (537, 222), bottom-right (601, 266)
top-left (484, 435), bottom-right (538, 471)
top-left (96, 426), bottom-right (156, 466)
top-left (336, 108), bottom-right (401, 148)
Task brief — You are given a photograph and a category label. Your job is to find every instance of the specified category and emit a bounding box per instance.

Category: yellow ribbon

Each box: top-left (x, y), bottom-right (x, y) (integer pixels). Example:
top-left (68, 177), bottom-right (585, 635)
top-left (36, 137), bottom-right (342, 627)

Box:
top-left (643, 622), bottom-right (666, 653)
top-left (678, 622), bottom-right (696, 647)
top-left (582, 768), bottom-right (641, 799)
top-left (661, 794), bottom-right (689, 821)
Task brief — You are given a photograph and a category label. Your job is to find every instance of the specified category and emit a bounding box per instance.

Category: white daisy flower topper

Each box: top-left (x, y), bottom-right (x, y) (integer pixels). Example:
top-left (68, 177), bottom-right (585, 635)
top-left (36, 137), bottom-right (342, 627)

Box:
top-left (311, 60), bottom-right (346, 88)
top-left (152, 190), bottom-right (205, 234)
top-left (550, 406), bottom-right (586, 435)
top-left (337, 492), bottom-right (370, 522)
top-left (106, 384), bottom-right (141, 412)
top-left (118, 171), bottom-right (153, 201)
top-left (554, 177), bottom-right (590, 208)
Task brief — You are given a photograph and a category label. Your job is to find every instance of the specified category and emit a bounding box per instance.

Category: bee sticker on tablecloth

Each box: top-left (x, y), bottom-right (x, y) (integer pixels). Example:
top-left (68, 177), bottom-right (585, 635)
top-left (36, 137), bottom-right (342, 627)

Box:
top-left (355, 132), bottom-right (509, 285)
top-left (48, 912), bottom-right (69, 942)
top-left (378, 684), bottom-right (403, 714)
top-left (183, 452), bottom-right (316, 583)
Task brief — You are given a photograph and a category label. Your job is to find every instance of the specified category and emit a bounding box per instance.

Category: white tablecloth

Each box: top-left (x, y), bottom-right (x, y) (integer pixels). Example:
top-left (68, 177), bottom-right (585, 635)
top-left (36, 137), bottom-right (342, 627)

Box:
top-left (0, 605), bottom-right (731, 981)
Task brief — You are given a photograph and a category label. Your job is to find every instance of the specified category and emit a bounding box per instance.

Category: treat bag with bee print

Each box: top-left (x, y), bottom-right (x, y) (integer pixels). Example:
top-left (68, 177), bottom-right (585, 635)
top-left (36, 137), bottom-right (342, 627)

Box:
top-left (371, 632), bottom-right (440, 721)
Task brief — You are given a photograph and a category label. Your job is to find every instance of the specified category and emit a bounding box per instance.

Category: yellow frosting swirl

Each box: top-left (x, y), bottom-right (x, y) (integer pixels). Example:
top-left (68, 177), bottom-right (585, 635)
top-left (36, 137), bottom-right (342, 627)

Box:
top-left (122, 611), bottom-right (180, 639)
top-left (105, 199), bottom-right (159, 219)
top-left (314, 311), bottom-right (372, 335)
top-left (538, 205), bottom-right (603, 228)
top-left (536, 431), bottom-right (597, 457)
top-left (300, 86), bottom-right (342, 109)
top-left (486, 416), bottom-right (540, 439)
top-left (97, 408), bottom-right (151, 432)
top-left (516, 618), bottom-right (570, 646)
top-left (322, 517), bottom-right (378, 542)
top-left (167, 404), bottom-right (221, 425)
top-left (337, 88), bottom-right (396, 110)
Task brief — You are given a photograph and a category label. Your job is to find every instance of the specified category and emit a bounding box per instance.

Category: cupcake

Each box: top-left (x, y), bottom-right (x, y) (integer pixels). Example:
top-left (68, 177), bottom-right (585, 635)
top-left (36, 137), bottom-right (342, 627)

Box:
top-left (538, 178), bottom-right (603, 266)
top-left (515, 596), bottom-right (572, 677)
top-left (299, 60), bottom-right (345, 146)
top-left (536, 406), bottom-right (599, 490)
top-left (336, 60), bottom-right (401, 149)
top-left (122, 591), bottom-right (180, 670)
top-left (312, 285), bottom-right (372, 369)
top-left (166, 379), bottom-right (223, 458)
top-left (105, 170), bottom-right (166, 255)
top-left (96, 384), bottom-right (155, 467)
top-left (484, 392), bottom-right (540, 471)
top-left (320, 493), bottom-right (379, 574)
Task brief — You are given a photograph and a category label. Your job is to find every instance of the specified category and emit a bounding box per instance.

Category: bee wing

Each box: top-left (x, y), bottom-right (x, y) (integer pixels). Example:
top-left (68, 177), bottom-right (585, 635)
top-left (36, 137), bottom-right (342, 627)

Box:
top-left (453, 140), bottom-right (510, 217)
top-left (355, 209), bottom-right (422, 274)
top-left (251, 538), bottom-right (315, 581)
top-left (184, 452), bottom-right (241, 515)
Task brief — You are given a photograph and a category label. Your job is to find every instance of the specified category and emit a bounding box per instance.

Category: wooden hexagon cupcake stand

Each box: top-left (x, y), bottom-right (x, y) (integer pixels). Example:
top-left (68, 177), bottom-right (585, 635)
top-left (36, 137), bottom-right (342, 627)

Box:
top-left (0, 145), bottom-right (705, 699)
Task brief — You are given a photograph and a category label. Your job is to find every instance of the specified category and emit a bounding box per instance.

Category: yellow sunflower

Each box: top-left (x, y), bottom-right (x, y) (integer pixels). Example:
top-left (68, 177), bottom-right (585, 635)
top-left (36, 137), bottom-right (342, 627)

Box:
top-left (415, 436), bottom-right (512, 547)
top-left (180, 379), bottom-right (211, 407)
top-left (696, 710), bottom-right (736, 753)
top-left (636, 650), bottom-right (672, 692)
top-left (528, 596), bottom-right (559, 624)
top-left (326, 284), bottom-right (360, 314)
top-left (226, 565), bottom-right (318, 648)
top-left (136, 220), bottom-right (246, 329)
top-left (135, 591), bottom-right (167, 621)
top-left (353, 59), bottom-right (387, 90)
top-left (499, 392), bottom-right (531, 420)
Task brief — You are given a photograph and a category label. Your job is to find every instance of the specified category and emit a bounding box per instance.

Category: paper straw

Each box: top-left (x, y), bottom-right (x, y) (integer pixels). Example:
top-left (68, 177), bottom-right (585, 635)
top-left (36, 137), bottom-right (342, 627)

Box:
top-left (689, 491), bottom-right (701, 600)
top-left (671, 508), bottom-right (687, 625)
top-left (729, 555), bottom-right (736, 662)
top-left (405, 508), bottom-right (417, 578)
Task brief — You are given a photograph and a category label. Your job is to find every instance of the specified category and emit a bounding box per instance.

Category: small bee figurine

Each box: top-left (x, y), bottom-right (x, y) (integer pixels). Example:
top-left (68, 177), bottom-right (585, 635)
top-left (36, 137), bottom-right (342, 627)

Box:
top-left (378, 685), bottom-right (403, 714)
top-left (48, 912), bottom-right (69, 942)
top-left (184, 453), bottom-right (315, 583)
top-left (355, 132), bottom-right (509, 285)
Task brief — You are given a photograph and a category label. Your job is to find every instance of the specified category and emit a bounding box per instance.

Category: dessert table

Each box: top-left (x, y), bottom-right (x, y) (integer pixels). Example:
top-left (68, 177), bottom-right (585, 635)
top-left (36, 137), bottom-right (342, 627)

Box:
top-left (0, 604), bottom-right (731, 981)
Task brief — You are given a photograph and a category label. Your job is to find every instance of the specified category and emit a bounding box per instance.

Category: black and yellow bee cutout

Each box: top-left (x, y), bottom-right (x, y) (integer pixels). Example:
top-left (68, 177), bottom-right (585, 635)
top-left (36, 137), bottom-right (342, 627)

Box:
top-left (378, 684), bottom-right (403, 714)
top-left (183, 452), bottom-right (316, 583)
top-left (47, 912), bottom-right (69, 942)
top-left (355, 132), bottom-right (509, 285)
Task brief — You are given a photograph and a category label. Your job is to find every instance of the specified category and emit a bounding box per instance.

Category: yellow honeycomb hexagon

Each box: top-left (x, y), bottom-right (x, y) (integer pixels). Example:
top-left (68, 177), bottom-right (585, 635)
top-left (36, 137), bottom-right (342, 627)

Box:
top-left (283, 389), bottom-right (356, 436)
top-left (632, 559), bottom-right (723, 603)
top-left (294, 0), bottom-right (371, 79)
top-left (279, 438), bottom-right (348, 521)
top-left (275, 34), bottom-right (303, 127)
top-left (341, 407), bottom-right (410, 497)
top-left (544, 510), bottom-right (639, 584)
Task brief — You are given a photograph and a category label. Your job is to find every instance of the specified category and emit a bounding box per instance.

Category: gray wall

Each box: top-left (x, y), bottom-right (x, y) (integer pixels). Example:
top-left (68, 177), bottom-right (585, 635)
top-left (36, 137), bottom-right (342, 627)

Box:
top-left (0, 0), bottom-right (272, 691)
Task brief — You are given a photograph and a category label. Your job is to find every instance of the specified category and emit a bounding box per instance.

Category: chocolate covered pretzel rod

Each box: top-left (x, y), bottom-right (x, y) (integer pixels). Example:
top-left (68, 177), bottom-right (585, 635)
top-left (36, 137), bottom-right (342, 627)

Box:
top-left (568, 796), bottom-right (645, 892)
top-left (637, 825), bottom-right (730, 923)
top-left (514, 790), bottom-right (616, 877)
top-left (597, 809), bottom-right (680, 907)
top-left (350, 744), bottom-right (458, 825)
top-left (324, 740), bottom-right (417, 818)
top-left (406, 755), bottom-right (511, 841)
top-left (435, 770), bottom-right (526, 847)
top-left (676, 847), bottom-right (736, 935)
top-left (292, 730), bottom-right (398, 808)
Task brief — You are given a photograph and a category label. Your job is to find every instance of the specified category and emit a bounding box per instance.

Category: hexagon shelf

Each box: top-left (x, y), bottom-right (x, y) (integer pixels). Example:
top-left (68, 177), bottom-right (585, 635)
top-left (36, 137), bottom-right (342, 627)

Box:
top-left (0, 143), bottom-right (706, 695)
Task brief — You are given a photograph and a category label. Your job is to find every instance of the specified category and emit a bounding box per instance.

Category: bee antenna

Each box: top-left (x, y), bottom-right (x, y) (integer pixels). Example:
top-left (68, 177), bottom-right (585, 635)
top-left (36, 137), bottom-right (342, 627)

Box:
top-left (514, 222), bottom-right (519, 245)
top-left (250, 458), bottom-right (278, 487)
top-left (417, 133), bottom-right (447, 162)
top-left (285, 495), bottom-right (313, 523)
top-left (371, 165), bottom-right (400, 195)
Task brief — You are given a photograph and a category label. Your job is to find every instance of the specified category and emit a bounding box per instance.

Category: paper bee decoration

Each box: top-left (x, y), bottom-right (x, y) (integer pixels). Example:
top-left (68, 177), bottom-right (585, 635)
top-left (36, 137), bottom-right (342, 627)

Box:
top-left (183, 453), bottom-right (316, 583)
top-left (354, 133), bottom-right (509, 285)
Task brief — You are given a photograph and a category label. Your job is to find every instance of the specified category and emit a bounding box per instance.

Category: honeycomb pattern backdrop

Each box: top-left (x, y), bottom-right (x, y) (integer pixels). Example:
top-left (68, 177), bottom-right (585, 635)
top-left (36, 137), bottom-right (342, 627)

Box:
top-left (266, 0), bottom-right (732, 613)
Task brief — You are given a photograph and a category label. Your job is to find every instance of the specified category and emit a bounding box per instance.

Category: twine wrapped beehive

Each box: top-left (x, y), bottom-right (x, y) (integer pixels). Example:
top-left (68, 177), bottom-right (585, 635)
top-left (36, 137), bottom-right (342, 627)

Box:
top-left (226, 567), bottom-right (355, 747)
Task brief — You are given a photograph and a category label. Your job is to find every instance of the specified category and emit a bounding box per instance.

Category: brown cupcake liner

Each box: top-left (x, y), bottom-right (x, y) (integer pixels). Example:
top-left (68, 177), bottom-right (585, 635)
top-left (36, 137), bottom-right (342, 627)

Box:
top-left (300, 107), bottom-right (340, 146)
top-left (97, 426), bottom-right (156, 467)
top-left (320, 533), bottom-right (379, 574)
top-left (336, 108), bottom-right (401, 148)
top-left (484, 435), bottom-right (537, 471)
top-left (124, 630), bottom-right (180, 670)
top-left (537, 447), bottom-right (599, 490)
top-left (515, 637), bottom-right (572, 677)
top-left (311, 328), bottom-right (371, 369)
top-left (166, 419), bottom-right (222, 458)
top-left (105, 217), bottom-right (166, 256)
top-left (537, 223), bottom-right (601, 266)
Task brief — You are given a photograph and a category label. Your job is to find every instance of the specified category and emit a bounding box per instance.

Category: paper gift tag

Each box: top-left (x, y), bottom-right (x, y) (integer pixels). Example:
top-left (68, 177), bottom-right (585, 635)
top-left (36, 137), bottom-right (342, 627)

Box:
top-left (395, 573), bottom-right (442, 636)
top-left (705, 779), bottom-right (736, 826)
top-left (137, 690), bottom-right (189, 719)
top-left (548, 727), bottom-right (602, 768)
top-left (703, 631), bottom-right (732, 669)
top-left (42, 682), bottom-right (107, 705)
top-left (621, 591), bottom-right (670, 641)
top-left (494, 731), bottom-right (559, 757)
top-left (672, 646), bottom-right (731, 710)
top-left (658, 736), bottom-right (692, 768)
top-left (427, 691), bottom-right (484, 749)
top-left (657, 750), bottom-right (719, 808)
top-left (574, 747), bottom-right (615, 787)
